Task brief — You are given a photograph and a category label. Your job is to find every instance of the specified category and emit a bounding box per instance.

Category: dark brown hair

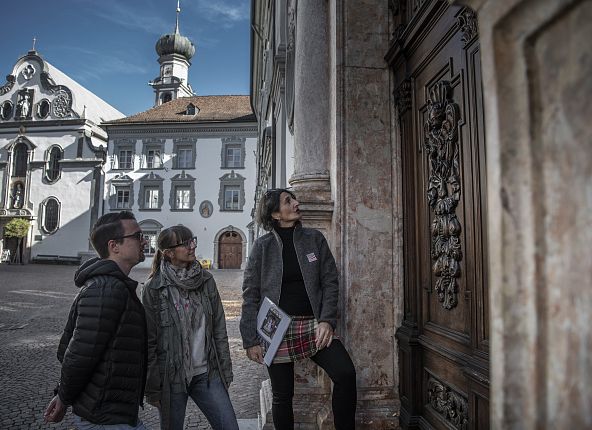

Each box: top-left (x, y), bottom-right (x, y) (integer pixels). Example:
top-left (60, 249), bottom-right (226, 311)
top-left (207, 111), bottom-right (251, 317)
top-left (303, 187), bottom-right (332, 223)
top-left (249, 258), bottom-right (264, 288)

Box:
top-left (256, 188), bottom-right (296, 231)
top-left (90, 211), bottom-right (136, 258)
top-left (148, 225), bottom-right (194, 278)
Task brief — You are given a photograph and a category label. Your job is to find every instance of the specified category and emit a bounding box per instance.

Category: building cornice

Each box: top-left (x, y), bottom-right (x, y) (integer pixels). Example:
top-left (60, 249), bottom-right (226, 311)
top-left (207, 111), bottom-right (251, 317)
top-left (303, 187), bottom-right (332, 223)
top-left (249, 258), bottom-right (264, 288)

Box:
top-left (106, 124), bottom-right (258, 137)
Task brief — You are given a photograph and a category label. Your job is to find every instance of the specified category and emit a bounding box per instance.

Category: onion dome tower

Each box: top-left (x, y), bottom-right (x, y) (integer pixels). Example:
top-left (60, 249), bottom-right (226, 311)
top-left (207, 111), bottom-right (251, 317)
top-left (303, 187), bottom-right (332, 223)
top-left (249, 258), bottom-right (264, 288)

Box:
top-left (149, 0), bottom-right (196, 106)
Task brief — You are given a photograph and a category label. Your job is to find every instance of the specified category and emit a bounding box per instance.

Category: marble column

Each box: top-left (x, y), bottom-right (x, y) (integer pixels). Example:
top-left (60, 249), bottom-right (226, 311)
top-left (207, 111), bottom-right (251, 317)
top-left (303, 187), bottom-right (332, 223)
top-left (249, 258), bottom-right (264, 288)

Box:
top-left (455, 0), bottom-right (592, 427)
top-left (290, 0), bottom-right (332, 215)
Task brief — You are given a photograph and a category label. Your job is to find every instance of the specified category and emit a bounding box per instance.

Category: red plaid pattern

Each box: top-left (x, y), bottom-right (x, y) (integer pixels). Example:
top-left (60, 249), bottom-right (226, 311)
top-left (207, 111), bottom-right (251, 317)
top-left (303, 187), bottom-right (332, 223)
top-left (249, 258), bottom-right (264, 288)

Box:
top-left (265, 316), bottom-right (318, 364)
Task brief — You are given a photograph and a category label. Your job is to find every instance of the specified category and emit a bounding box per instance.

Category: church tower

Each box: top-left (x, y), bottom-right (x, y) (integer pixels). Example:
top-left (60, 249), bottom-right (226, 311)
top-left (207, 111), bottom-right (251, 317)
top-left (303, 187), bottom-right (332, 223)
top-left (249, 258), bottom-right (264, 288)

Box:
top-left (149, 1), bottom-right (195, 106)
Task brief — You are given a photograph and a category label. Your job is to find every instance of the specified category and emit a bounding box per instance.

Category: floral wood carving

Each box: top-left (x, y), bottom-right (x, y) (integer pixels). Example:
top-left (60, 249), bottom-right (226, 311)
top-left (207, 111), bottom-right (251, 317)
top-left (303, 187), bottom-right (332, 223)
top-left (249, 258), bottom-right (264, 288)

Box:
top-left (424, 81), bottom-right (462, 310)
top-left (427, 377), bottom-right (468, 430)
top-left (457, 8), bottom-right (478, 46)
top-left (0, 75), bottom-right (15, 95)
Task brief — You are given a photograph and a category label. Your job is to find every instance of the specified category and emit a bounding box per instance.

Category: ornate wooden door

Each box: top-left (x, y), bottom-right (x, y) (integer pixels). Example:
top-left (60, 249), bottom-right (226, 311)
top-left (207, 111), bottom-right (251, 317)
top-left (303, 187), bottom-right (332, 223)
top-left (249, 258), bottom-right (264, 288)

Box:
top-left (218, 231), bottom-right (242, 269)
top-left (388, 1), bottom-right (489, 428)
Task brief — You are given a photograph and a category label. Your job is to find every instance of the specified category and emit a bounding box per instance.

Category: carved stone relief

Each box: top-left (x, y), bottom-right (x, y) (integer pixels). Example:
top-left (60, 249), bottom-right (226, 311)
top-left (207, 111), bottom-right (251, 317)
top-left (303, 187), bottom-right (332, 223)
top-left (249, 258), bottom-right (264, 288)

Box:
top-left (427, 377), bottom-right (468, 430)
top-left (457, 8), bottom-right (478, 46)
top-left (40, 71), bottom-right (74, 118)
top-left (424, 81), bottom-right (462, 310)
top-left (0, 75), bottom-right (15, 95)
top-left (285, 0), bottom-right (296, 134)
top-left (16, 89), bottom-right (34, 120)
top-left (21, 64), bottom-right (36, 80)
top-left (52, 89), bottom-right (72, 118)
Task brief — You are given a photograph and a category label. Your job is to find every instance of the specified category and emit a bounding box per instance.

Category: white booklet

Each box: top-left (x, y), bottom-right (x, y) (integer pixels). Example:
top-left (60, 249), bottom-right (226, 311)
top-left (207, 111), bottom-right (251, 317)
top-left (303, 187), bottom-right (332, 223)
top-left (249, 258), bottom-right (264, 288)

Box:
top-left (256, 297), bottom-right (292, 366)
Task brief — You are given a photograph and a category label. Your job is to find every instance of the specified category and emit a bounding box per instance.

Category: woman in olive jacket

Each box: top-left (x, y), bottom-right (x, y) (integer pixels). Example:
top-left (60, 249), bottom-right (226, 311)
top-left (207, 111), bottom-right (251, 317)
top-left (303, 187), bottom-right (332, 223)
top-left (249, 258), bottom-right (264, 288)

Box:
top-left (141, 226), bottom-right (237, 430)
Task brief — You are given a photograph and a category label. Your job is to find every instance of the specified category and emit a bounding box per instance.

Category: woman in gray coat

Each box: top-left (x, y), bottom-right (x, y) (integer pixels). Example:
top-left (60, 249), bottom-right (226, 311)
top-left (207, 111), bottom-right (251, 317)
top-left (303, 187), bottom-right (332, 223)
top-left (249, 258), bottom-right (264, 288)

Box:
top-left (240, 189), bottom-right (357, 429)
top-left (142, 225), bottom-right (238, 430)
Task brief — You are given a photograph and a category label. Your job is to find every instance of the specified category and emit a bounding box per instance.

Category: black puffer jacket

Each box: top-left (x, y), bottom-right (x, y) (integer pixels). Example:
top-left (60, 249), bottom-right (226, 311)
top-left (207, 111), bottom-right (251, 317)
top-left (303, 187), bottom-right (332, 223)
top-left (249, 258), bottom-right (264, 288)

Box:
top-left (57, 258), bottom-right (147, 426)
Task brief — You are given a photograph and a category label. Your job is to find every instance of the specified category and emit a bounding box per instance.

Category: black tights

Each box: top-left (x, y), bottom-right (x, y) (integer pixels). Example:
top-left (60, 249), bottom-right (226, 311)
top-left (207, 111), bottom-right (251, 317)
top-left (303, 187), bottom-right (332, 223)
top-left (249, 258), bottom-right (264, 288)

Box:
top-left (266, 340), bottom-right (357, 430)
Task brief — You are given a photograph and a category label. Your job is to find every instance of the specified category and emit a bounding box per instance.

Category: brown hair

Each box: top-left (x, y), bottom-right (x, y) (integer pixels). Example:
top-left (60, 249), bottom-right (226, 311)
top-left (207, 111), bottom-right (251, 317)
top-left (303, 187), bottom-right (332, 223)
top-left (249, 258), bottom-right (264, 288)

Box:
top-left (148, 225), bottom-right (194, 278)
top-left (256, 188), bottom-right (296, 231)
top-left (90, 211), bottom-right (136, 258)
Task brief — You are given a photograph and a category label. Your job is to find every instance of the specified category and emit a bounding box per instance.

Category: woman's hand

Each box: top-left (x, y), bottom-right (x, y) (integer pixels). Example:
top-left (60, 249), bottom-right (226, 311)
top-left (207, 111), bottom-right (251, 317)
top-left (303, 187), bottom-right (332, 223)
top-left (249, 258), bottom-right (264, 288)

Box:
top-left (147, 399), bottom-right (161, 409)
top-left (246, 345), bottom-right (264, 364)
top-left (316, 322), bottom-right (334, 350)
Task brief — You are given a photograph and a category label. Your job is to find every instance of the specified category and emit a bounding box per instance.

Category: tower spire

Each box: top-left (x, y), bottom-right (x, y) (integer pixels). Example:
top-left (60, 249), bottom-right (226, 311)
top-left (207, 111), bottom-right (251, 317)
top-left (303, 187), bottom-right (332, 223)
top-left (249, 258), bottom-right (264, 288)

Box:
top-left (174, 0), bottom-right (180, 34)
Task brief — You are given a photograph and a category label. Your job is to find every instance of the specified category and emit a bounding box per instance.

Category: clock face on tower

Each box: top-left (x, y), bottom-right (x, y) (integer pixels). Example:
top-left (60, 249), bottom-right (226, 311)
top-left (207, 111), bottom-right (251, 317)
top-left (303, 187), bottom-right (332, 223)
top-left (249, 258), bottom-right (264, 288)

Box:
top-left (163, 65), bottom-right (172, 77)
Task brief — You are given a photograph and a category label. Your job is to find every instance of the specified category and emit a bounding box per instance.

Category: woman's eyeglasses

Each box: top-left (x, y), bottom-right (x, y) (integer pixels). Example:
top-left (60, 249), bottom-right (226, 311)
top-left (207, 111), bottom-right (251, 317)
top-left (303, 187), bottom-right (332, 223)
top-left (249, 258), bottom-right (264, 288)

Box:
top-left (166, 237), bottom-right (197, 250)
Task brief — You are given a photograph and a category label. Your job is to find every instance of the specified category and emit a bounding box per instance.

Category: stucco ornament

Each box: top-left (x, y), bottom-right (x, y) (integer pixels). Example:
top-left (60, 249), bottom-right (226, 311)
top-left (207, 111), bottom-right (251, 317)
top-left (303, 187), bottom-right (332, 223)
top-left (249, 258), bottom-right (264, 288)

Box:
top-left (22, 64), bottom-right (36, 80)
top-left (52, 89), bottom-right (72, 118)
top-left (424, 81), bottom-right (462, 310)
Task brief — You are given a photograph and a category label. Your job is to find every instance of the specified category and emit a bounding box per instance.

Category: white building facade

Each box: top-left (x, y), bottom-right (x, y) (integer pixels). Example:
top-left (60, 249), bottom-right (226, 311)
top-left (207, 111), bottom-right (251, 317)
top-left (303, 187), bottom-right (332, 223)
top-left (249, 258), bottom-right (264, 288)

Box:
top-left (0, 50), bottom-right (124, 263)
top-left (103, 97), bottom-right (257, 269)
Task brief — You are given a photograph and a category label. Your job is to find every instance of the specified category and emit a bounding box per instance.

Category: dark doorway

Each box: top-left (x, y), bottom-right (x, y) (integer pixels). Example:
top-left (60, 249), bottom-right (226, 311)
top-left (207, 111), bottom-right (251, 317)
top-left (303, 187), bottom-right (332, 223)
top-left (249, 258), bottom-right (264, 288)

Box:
top-left (218, 231), bottom-right (242, 269)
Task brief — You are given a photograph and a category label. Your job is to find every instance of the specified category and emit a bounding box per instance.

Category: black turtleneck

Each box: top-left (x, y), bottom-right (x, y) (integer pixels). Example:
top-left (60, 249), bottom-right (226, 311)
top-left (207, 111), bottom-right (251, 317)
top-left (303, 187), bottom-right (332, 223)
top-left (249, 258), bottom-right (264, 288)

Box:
top-left (274, 225), bottom-right (314, 316)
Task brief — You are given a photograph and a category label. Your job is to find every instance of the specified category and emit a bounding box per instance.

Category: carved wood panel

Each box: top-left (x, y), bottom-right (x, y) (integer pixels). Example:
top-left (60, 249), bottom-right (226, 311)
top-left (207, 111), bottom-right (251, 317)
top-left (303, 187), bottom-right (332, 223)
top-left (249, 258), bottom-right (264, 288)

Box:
top-left (390, 1), bottom-right (489, 429)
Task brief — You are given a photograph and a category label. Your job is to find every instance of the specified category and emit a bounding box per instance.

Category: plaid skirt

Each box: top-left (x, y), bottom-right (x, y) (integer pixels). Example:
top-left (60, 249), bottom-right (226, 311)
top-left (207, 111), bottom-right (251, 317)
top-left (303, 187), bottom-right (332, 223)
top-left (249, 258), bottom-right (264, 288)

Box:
top-left (263, 316), bottom-right (319, 364)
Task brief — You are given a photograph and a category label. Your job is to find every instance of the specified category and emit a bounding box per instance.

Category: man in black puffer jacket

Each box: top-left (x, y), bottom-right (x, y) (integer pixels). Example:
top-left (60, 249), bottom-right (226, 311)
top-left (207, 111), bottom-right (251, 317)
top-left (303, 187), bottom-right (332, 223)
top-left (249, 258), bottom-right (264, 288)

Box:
top-left (44, 211), bottom-right (149, 429)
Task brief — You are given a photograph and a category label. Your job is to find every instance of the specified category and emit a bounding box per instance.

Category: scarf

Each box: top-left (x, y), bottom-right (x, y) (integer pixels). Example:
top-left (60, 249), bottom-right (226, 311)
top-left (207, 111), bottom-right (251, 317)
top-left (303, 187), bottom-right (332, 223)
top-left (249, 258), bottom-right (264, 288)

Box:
top-left (161, 260), bottom-right (206, 382)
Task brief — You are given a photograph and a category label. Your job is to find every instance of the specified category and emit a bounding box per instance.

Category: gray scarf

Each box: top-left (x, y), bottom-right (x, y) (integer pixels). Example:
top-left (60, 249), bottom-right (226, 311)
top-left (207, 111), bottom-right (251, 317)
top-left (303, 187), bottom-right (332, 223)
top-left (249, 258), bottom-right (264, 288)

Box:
top-left (161, 260), bottom-right (206, 382)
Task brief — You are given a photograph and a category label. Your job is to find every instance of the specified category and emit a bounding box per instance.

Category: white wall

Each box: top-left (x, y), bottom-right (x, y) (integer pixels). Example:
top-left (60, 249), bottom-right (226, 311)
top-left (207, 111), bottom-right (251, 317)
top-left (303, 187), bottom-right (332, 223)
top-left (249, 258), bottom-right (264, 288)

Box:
top-left (105, 131), bottom-right (257, 269)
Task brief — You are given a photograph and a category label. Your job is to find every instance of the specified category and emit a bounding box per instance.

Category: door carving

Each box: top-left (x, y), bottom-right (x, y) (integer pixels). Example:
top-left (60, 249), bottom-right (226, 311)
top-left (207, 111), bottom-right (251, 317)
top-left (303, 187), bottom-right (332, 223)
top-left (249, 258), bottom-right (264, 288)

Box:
top-left (218, 231), bottom-right (242, 269)
top-left (387, 1), bottom-right (489, 429)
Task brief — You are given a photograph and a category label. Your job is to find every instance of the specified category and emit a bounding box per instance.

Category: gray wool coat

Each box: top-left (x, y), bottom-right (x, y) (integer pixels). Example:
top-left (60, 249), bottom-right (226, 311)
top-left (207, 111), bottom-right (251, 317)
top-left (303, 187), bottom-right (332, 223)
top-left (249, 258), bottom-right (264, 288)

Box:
top-left (141, 268), bottom-right (233, 429)
top-left (240, 223), bottom-right (340, 349)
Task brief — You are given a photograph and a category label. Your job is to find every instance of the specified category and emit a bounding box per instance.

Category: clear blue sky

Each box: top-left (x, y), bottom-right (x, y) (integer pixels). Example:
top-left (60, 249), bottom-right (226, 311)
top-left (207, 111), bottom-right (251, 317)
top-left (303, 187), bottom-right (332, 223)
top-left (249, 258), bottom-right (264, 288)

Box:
top-left (0, 0), bottom-right (251, 116)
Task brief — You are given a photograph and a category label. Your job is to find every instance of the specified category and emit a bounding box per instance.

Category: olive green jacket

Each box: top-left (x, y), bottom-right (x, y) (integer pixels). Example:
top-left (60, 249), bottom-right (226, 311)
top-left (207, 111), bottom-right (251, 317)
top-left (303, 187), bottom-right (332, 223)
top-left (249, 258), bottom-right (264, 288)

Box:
top-left (141, 268), bottom-right (233, 428)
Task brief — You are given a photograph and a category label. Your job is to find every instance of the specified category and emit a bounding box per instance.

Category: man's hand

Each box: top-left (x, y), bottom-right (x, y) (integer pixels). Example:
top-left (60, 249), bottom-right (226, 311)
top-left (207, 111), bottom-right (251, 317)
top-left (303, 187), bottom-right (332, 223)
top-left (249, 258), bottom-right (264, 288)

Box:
top-left (246, 345), bottom-right (264, 364)
top-left (316, 322), bottom-right (334, 350)
top-left (44, 395), bottom-right (66, 423)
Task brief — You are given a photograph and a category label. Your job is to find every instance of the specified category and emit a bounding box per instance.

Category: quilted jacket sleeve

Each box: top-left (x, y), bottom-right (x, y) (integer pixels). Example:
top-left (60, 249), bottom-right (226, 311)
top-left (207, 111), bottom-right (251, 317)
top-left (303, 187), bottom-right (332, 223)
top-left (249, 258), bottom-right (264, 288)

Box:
top-left (58, 279), bottom-right (128, 406)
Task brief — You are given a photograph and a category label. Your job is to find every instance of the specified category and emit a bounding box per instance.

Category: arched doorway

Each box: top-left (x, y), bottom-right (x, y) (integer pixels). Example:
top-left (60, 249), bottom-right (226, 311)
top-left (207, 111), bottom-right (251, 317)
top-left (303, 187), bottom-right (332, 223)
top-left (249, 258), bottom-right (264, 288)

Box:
top-left (218, 230), bottom-right (242, 269)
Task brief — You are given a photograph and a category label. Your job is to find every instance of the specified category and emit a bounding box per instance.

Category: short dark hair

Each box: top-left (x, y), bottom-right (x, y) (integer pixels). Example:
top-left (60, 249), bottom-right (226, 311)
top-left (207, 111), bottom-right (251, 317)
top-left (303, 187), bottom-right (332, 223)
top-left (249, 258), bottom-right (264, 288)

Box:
top-left (90, 211), bottom-right (137, 258)
top-left (256, 188), bottom-right (296, 231)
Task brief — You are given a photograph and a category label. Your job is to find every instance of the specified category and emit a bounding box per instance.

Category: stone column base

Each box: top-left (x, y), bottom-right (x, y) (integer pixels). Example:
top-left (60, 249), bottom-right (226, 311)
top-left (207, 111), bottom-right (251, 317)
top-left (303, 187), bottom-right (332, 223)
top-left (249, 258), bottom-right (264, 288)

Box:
top-left (356, 387), bottom-right (400, 429)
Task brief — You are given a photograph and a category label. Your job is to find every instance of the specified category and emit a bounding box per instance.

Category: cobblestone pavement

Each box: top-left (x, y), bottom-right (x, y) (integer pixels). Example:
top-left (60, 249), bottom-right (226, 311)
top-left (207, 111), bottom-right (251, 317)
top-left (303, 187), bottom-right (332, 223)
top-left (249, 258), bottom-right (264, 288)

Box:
top-left (0, 263), bottom-right (267, 429)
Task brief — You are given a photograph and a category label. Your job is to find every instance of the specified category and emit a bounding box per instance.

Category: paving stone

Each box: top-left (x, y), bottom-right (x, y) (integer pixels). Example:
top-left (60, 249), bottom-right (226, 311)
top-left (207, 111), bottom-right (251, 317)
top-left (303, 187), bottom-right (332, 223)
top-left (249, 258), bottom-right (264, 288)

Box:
top-left (0, 264), bottom-right (267, 429)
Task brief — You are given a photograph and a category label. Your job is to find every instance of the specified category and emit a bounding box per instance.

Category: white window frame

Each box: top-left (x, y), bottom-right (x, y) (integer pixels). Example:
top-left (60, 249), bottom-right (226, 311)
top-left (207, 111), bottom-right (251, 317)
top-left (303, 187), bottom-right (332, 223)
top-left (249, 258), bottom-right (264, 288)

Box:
top-left (144, 187), bottom-right (159, 209)
top-left (175, 186), bottom-right (191, 210)
top-left (116, 187), bottom-right (131, 209)
top-left (224, 186), bottom-right (240, 211)
top-left (118, 149), bottom-right (133, 170)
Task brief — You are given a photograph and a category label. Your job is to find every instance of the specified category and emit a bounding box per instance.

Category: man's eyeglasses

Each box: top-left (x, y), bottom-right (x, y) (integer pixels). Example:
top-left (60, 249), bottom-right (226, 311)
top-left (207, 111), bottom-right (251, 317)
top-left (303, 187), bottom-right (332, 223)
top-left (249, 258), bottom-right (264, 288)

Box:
top-left (165, 237), bottom-right (197, 250)
top-left (114, 231), bottom-right (144, 242)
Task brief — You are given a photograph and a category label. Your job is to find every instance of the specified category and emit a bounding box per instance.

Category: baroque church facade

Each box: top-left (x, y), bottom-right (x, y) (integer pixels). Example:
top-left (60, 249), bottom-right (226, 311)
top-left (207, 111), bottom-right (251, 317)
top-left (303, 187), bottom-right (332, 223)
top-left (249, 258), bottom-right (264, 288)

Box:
top-left (0, 8), bottom-right (257, 269)
top-left (103, 11), bottom-right (257, 269)
top-left (251, 0), bottom-right (590, 429)
top-left (0, 49), bottom-right (124, 263)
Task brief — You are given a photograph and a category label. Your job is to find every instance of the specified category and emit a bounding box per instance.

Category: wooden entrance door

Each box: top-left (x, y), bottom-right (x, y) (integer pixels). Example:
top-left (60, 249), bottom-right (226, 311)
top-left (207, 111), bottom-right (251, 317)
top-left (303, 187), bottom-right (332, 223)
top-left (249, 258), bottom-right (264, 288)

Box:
top-left (218, 231), bottom-right (242, 269)
top-left (388, 2), bottom-right (489, 428)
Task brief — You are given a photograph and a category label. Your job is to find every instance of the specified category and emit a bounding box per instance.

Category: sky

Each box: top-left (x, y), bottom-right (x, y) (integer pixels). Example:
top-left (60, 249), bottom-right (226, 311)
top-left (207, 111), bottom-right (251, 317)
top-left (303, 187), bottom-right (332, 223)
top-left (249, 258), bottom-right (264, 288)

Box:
top-left (0, 0), bottom-right (251, 116)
